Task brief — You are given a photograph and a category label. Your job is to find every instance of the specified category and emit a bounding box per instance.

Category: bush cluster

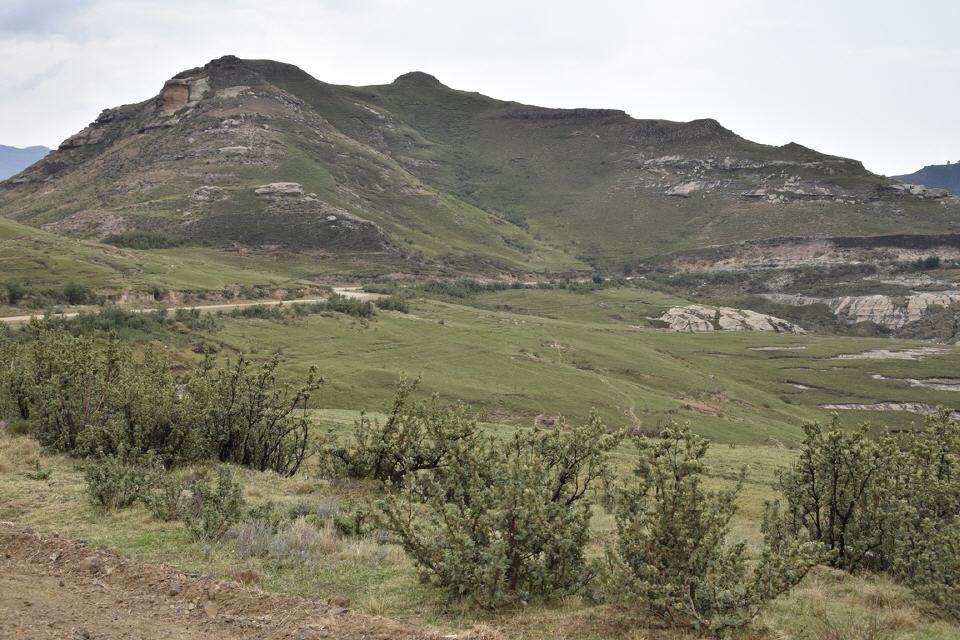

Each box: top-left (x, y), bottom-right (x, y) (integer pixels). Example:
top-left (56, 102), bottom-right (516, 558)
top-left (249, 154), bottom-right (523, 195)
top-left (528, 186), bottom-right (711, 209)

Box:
top-left (324, 384), bottom-right (826, 627)
top-left (379, 412), bottom-right (622, 606)
top-left (774, 411), bottom-right (960, 616)
top-left (0, 325), bottom-right (320, 475)
top-left (606, 426), bottom-right (826, 634)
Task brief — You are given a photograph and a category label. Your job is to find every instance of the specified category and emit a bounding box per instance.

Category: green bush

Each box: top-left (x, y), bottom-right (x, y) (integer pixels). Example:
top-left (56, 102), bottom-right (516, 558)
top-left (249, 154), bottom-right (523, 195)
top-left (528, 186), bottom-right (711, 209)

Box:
top-left (4, 419), bottom-right (32, 437)
top-left (24, 459), bottom-right (51, 480)
top-left (183, 466), bottom-right (246, 541)
top-left (4, 280), bottom-right (27, 305)
top-left (1, 327), bottom-right (319, 474)
top-left (379, 413), bottom-right (622, 607)
top-left (776, 411), bottom-right (960, 616)
top-left (607, 425), bottom-right (826, 635)
top-left (194, 355), bottom-right (322, 476)
top-left (142, 472), bottom-right (185, 521)
top-left (27, 331), bottom-right (124, 455)
top-left (85, 453), bottom-right (151, 509)
top-left (775, 418), bottom-right (890, 572)
top-left (374, 296), bottom-right (410, 313)
top-left (62, 281), bottom-right (90, 305)
top-left (321, 379), bottom-right (480, 484)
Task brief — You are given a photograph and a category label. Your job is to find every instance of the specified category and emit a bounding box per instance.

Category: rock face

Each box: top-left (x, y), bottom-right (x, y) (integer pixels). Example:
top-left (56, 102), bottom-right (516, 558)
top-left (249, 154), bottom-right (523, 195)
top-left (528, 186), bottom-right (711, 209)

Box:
top-left (659, 305), bottom-right (805, 334)
top-left (254, 182), bottom-right (305, 197)
top-left (764, 291), bottom-right (960, 330)
top-left (820, 402), bottom-right (959, 419)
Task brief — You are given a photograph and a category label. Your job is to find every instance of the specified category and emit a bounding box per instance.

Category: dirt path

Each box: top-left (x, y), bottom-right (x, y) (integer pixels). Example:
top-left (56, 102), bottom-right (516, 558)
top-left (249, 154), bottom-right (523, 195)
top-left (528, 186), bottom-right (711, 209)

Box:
top-left (0, 288), bottom-right (379, 325)
top-left (0, 524), bottom-right (490, 640)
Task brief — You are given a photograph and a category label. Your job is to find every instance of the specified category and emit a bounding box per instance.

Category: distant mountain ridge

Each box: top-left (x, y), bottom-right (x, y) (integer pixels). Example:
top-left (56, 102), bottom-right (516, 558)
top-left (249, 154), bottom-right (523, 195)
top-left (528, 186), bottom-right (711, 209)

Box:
top-left (0, 55), bottom-right (957, 275)
top-left (0, 145), bottom-right (49, 180)
top-left (896, 162), bottom-right (960, 196)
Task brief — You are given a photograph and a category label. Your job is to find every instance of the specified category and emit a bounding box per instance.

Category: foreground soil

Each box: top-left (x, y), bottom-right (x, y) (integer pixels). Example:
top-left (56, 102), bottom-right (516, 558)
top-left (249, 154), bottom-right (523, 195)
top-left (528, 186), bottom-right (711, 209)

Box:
top-left (0, 523), bottom-right (491, 640)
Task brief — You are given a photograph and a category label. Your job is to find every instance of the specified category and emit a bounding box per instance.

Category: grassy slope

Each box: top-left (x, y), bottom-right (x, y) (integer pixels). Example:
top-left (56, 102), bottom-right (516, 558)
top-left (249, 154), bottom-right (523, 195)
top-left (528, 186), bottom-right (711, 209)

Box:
top-left (0, 216), bottom-right (442, 309)
top-left (298, 73), bottom-right (960, 269)
top-left (2, 286), bottom-right (959, 637)
top-left (204, 287), bottom-right (960, 445)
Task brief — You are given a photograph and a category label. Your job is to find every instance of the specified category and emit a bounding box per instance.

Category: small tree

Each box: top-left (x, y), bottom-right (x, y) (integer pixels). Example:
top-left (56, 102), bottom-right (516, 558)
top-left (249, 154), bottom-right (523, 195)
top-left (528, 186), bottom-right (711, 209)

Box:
top-left (379, 413), bottom-right (622, 607)
top-left (194, 355), bottom-right (321, 476)
top-left (776, 418), bottom-right (892, 571)
top-left (183, 466), bottom-right (245, 541)
top-left (608, 425), bottom-right (825, 635)
top-left (27, 330), bottom-right (126, 455)
top-left (321, 379), bottom-right (481, 484)
top-left (776, 411), bottom-right (960, 615)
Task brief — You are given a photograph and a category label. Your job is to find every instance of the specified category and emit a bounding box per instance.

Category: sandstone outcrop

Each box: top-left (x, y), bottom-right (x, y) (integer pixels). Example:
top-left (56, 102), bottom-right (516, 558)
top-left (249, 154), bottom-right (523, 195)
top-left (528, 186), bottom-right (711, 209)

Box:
top-left (659, 305), bottom-right (805, 333)
top-left (763, 291), bottom-right (960, 330)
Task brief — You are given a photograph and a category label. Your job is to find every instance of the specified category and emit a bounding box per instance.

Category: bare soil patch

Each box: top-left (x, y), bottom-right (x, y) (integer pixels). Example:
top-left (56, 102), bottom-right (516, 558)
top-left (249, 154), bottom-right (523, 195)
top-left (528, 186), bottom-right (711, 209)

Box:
top-left (0, 523), bottom-right (491, 640)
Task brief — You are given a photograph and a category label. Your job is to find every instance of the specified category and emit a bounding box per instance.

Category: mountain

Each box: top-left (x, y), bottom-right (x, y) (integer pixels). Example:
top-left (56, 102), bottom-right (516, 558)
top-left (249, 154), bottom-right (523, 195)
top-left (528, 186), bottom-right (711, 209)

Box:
top-left (895, 162), bottom-right (960, 196)
top-left (1, 55), bottom-right (957, 276)
top-left (0, 145), bottom-right (49, 180)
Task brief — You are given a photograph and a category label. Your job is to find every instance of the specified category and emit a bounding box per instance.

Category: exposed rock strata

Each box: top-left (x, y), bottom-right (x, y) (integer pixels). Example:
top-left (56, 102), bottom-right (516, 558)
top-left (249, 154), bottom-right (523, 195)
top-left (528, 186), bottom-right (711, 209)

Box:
top-left (763, 292), bottom-right (960, 330)
top-left (659, 305), bottom-right (805, 333)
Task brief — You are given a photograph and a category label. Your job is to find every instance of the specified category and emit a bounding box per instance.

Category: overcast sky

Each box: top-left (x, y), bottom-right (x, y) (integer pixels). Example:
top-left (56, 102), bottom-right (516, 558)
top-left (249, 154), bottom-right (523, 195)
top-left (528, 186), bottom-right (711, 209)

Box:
top-left (1, 0), bottom-right (957, 175)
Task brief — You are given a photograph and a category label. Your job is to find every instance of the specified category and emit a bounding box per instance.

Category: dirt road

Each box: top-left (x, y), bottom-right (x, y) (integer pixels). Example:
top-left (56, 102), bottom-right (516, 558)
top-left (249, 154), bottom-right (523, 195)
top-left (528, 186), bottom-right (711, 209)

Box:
top-left (0, 524), bottom-right (492, 640)
top-left (0, 288), bottom-right (378, 325)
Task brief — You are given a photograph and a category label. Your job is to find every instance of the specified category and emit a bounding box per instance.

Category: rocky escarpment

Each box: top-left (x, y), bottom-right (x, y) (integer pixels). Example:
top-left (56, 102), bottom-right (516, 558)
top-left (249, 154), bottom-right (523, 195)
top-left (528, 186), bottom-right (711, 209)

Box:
top-left (763, 291), bottom-right (960, 330)
top-left (658, 305), bottom-right (805, 333)
top-left (190, 182), bottom-right (391, 252)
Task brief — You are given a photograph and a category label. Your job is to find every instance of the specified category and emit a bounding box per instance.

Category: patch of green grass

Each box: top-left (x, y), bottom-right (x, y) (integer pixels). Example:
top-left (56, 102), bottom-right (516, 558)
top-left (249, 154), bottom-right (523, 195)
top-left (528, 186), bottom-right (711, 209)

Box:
top-left (206, 288), bottom-right (959, 444)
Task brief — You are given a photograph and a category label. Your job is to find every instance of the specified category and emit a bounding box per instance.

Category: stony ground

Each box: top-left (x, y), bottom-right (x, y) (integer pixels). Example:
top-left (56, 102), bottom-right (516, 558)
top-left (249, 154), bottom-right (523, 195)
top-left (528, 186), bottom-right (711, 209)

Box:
top-left (0, 524), bottom-right (493, 640)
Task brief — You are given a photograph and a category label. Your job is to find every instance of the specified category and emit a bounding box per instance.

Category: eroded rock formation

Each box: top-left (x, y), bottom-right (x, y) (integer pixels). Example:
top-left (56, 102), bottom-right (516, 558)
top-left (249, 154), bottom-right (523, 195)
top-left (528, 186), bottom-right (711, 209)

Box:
top-left (659, 305), bottom-right (805, 333)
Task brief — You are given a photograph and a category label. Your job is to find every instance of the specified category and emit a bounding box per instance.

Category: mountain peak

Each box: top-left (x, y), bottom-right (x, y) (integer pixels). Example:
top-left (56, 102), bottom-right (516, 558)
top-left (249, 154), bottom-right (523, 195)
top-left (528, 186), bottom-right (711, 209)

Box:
top-left (392, 71), bottom-right (443, 86)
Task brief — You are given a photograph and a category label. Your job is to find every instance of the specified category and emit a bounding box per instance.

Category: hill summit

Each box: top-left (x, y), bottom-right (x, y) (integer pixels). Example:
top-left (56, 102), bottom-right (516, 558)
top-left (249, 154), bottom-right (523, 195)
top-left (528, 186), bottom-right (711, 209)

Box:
top-left (1, 55), bottom-right (957, 274)
top-left (896, 162), bottom-right (960, 196)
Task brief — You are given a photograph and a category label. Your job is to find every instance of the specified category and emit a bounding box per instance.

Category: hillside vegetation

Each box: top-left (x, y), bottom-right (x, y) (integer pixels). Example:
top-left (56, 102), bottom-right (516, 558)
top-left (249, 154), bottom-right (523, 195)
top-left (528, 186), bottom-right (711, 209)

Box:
top-left (2, 55), bottom-right (957, 279)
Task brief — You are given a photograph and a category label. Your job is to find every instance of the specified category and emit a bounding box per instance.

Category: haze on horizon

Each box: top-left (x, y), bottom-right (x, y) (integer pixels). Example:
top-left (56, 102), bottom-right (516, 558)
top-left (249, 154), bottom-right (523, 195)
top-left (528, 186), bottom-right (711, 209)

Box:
top-left (1, 0), bottom-right (957, 176)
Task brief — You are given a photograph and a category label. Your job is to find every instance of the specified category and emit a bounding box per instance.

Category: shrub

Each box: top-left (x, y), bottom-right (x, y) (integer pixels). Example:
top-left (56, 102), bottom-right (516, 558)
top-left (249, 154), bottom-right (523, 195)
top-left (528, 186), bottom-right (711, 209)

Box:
top-left (776, 411), bottom-right (960, 616)
top-left (103, 231), bottom-right (181, 249)
top-left (4, 280), bottom-right (27, 305)
top-left (374, 296), bottom-right (410, 313)
top-left (332, 501), bottom-right (374, 537)
top-left (24, 459), bottom-right (51, 480)
top-left (4, 419), bottom-right (32, 437)
top-left (607, 425), bottom-right (825, 635)
top-left (28, 332), bottom-right (125, 455)
top-left (183, 467), bottom-right (246, 541)
top-left (269, 517), bottom-right (334, 565)
top-left (62, 281), bottom-right (89, 305)
top-left (85, 453), bottom-right (150, 510)
top-left (321, 379), bottom-right (480, 484)
top-left (193, 355), bottom-right (322, 476)
top-left (235, 519), bottom-right (275, 559)
top-left (379, 413), bottom-right (622, 607)
top-left (142, 472), bottom-right (185, 521)
top-left (89, 345), bottom-right (205, 466)
top-left (775, 418), bottom-right (890, 572)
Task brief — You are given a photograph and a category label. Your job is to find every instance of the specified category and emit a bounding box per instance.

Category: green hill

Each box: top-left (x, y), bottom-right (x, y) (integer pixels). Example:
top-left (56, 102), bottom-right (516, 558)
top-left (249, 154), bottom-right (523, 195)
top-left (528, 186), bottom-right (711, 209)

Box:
top-left (2, 55), bottom-right (957, 279)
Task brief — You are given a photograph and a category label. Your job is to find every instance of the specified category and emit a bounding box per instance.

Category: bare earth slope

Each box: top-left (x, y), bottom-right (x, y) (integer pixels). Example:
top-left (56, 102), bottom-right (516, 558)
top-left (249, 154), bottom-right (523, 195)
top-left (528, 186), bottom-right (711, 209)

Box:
top-left (0, 523), bottom-right (489, 640)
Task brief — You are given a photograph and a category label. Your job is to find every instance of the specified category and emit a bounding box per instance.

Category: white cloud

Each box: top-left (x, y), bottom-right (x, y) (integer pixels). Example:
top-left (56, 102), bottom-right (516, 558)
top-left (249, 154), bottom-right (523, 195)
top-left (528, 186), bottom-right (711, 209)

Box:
top-left (0, 0), bottom-right (956, 174)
